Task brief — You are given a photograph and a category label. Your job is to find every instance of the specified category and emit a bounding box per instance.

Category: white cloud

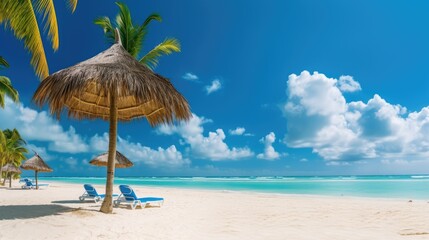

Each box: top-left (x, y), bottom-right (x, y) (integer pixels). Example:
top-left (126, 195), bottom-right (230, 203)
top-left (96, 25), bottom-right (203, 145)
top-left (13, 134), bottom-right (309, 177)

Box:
top-left (0, 98), bottom-right (89, 153)
top-left (326, 161), bottom-right (350, 166)
top-left (89, 133), bottom-right (189, 168)
top-left (229, 127), bottom-right (246, 135)
top-left (89, 133), bottom-right (109, 152)
top-left (63, 157), bottom-right (79, 168)
top-left (182, 72), bottom-right (199, 81)
top-left (257, 132), bottom-right (281, 160)
top-left (337, 75), bottom-right (361, 92)
top-left (283, 70), bottom-right (429, 162)
top-left (158, 114), bottom-right (254, 161)
top-left (205, 79), bottom-right (222, 94)
top-left (26, 144), bottom-right (53, 161)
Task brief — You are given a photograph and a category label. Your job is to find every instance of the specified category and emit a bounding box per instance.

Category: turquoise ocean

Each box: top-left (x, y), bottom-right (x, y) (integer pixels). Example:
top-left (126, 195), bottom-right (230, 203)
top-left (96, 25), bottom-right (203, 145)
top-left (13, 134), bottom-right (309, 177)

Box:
top-left (37, 175), bottom-right (429, 200)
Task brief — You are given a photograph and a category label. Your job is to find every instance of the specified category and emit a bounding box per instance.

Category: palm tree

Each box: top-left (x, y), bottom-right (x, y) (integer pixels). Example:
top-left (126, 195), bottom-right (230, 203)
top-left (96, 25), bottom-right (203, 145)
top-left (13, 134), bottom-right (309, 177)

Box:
top-left (0, 129), bottom-right (28, 185)
top-left (0, 130), bottom-right (6, 183)
top-left (0, 0), bottom-right (78, 79)
top-left (0, 57), bottom-right (18, 108)
top-left (94, 2), bottom-right (180, 71)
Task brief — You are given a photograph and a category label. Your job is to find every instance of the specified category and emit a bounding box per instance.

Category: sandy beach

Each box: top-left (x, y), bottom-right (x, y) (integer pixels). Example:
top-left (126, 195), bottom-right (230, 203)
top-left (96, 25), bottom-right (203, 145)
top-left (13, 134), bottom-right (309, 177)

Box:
top-left (1, 181), bottom-right (429, 240)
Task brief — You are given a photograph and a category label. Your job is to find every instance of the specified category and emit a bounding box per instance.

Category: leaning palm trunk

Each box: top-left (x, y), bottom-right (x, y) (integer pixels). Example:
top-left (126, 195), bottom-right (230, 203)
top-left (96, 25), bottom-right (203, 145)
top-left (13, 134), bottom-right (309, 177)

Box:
top-left (100, 84), bottom-right (118, 213)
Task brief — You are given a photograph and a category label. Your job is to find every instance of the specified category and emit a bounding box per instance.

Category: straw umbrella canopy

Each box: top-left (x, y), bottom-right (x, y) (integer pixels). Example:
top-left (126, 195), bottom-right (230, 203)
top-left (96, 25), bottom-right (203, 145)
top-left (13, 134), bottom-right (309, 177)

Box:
top-left (21, 153), bottom-right (53, 189)
top-left (1, 163), bottom-right (21, 188)
top-left (32, 30), bottom-right (191, 213)
top-left (90, 151), bottom-right (133, 168)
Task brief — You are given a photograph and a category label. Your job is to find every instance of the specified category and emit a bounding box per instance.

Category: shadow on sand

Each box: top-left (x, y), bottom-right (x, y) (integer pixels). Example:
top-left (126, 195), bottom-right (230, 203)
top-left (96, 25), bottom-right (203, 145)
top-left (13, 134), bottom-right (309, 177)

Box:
top-left (0, 204), bottom-right (75, 220)
top-left (51, 200), bottom-right (84, 204)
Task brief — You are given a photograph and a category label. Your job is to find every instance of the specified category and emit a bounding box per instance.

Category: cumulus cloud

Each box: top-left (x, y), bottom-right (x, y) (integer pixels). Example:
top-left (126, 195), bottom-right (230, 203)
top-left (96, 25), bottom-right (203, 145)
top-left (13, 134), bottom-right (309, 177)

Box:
top-left (257, 132), bottom-right (281, 160)
top-left (26, 144), bottom-right (53, 161)
top-left (63, 157), bottom-right (79, 168)
top-left (90, 133), bottom-right (189, 168)
top-left (283, 70), bottom-right (429, 162)
top-left (158, 114), bottom-right (254, 161)
top-left (229, 127), bottom-right (246, 136)
top-left (337, 75), bottom-right (361, 92)
top-left (0, 98), bottom-right (89, 153)
top-left (182, 72), bottom-right (199, 81)
top-left (205, 79), bottom-right (222, 94)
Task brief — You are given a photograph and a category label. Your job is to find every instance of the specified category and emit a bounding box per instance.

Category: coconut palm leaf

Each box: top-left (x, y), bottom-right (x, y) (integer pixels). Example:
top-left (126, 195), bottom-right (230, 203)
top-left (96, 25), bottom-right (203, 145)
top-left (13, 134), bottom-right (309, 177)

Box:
top-left (0, 0), bottom-right (78, 79)
top-left (142, 13), bottom-right (162, 29)
top-left (4, 129), bottom-right (26, 146)
top-left (139, 38), bottom-right (181, 70)
top-left (115, 2), bottom-right (134, 55)
top-left (0, 76), bottom-right (19, 108)
top-left (94, 16), bottom-right (115, 43)
top-left (0, 57), bottom-right (9, 69)
top-left (0, 129), bottom-right (27, 182)
top-left (95, 2), bottom-right (179, 70)
top-left (34, 0), bottom-right (59, 50)
top-left (68, 0), bottom-right (78, 13)
top-left (0, 0), bottom-right (51, 78)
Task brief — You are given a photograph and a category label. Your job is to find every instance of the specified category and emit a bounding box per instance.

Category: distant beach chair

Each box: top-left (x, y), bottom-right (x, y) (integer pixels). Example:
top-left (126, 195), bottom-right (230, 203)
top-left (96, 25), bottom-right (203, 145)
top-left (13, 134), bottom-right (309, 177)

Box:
top-left (19, 178), bottom-right (33, 183)
top-left (114, 185), bottom-right (164, 210)
top-left (21, 178), bottom-right (49, 189)
top-left (79, 184), bottom-right (118, 203)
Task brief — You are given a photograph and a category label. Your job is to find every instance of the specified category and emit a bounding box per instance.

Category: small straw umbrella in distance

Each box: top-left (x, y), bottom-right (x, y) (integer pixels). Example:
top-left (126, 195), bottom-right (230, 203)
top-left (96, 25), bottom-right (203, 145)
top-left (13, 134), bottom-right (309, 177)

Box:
top-left (90, 151), bottom-right (133, 168)
top-left (20, 152), bottom-right (52, 189)
top-left (1, 163), bottom-right (21, 188)
top-left (33, 29), bottom-right (191, 213)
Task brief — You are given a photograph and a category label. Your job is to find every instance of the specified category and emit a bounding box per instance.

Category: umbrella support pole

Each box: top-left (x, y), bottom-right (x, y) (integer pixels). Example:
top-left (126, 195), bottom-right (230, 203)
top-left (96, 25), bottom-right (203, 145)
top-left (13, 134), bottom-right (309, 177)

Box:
top-left (9, 174), bottom-right (11, 188)
top-left (100, 88), bottom-right (118, 214)
top-left (35, 171), bottom-right (38, 190)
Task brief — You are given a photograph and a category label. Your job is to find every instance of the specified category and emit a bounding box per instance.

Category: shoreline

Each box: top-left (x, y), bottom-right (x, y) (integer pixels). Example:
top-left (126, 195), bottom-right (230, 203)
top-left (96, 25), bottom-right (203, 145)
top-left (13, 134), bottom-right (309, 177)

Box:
top-left (1, 180), bottom-right (429, 239)
top-left (32, 177), bottom-right (429, 202)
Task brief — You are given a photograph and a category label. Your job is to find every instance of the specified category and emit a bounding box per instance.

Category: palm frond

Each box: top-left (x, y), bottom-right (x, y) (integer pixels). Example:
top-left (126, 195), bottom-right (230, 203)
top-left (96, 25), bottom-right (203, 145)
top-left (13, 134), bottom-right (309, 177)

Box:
top-left (0, 0), bottom-right (49, 79)
top-left (4, 129), bottom-right (26, 146)
top-left (34, 0), bottom-right (59, 50)
top-left (2, 128), bottom-right (28, 167)
top-left (115, 2), bottom-right (134, 55)
top-left (0, 76), bottom-right (19, 108)
top-left (94, 16), bottom-right (115, 43)
top-left (0, 56), bottom-right (9, 69)
top-left (67, 0), bottom-right (78, 13)
top-left (142, 13), bottom-right (162, 29)
top-left (139, 38), bottom-right (181, 70)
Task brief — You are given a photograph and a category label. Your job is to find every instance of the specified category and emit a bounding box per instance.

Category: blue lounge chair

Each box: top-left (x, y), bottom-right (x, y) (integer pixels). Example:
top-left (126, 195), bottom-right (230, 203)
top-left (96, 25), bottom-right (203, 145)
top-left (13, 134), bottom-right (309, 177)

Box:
top-left (79, 184), bottom-right (118, 203)
top-left (21, 179), bottom-right (49, 189)
top-left (19, 178), bottom-right (33, 183)
top-left (114, 185), bottom-right (164, 210)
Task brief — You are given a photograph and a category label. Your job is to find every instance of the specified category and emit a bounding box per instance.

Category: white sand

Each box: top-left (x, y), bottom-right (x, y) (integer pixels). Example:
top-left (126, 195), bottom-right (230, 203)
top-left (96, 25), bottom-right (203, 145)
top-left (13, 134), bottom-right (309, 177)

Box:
top-left (1, 180), bottom-right (429, 240)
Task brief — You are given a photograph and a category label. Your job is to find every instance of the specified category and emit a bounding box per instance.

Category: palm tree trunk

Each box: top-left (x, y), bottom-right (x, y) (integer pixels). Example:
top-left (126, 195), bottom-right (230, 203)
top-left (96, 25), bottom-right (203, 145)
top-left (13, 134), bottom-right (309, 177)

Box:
top-left (100, 88), bottom-right (118, 214)
top-left (35, 171), bottom-right (38, 190)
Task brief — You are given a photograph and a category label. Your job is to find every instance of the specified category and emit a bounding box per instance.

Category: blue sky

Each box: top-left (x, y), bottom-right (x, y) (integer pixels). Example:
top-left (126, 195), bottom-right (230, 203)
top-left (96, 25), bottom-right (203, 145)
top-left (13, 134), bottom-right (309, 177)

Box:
top-left (2, 0), bottom-right (429, 176)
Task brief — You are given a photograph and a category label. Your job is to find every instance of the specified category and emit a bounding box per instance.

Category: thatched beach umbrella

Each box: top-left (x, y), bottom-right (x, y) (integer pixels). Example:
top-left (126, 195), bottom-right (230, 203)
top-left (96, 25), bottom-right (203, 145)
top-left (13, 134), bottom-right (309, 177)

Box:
top-left (90, 151), bottom-right (133, 168)
top-left (20, 153), bottom-right (52, 189)
top-left (33, 30), bottom-right (191, 213)
top-left (1, 163), bottom-right (21, 188)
